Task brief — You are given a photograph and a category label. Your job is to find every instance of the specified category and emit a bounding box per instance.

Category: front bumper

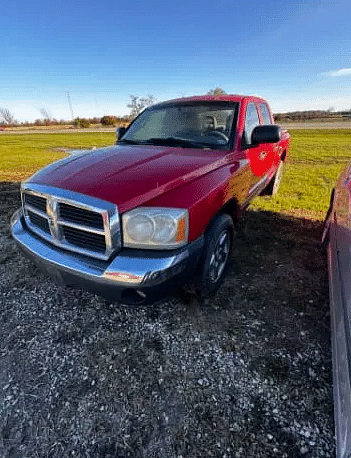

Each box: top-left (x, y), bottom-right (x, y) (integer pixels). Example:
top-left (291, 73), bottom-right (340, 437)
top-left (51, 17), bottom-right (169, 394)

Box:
top-left (11, 209), bottom-right (204, 304)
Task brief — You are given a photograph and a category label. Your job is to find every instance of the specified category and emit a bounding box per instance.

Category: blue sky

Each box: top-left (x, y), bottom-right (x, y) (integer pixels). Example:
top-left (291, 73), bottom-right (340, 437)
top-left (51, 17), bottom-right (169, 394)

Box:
top-left (1, 0), bottom-right (351, 121)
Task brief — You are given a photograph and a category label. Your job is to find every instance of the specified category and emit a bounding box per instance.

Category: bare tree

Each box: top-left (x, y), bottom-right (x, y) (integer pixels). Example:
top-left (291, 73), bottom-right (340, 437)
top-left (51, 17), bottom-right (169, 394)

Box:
top-left (207, 87), bottom-right (227, 96)
top-left (127, 95), bottom-right (156, 118)
top-left (0, 108), bottom-right (15, 124)
top-left (39, 107), bottom-right (53, 122)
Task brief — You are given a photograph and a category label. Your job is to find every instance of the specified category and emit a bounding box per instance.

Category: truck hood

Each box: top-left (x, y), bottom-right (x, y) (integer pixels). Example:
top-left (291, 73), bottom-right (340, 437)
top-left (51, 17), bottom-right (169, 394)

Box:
top-left (29, 144), bottom-right (228, 213)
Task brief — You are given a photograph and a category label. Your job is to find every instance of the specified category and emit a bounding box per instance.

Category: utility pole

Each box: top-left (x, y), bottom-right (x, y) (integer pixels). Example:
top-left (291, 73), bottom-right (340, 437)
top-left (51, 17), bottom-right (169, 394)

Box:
top-left (67, 92), bottom-right (74, 120)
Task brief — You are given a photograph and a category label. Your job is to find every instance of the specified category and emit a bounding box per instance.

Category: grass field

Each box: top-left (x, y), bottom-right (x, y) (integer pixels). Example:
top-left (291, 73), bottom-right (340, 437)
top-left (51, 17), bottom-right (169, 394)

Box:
top-left (1, 129), bottom-right (350, 220)
top-left (252, 129), bottom-right (351, 220)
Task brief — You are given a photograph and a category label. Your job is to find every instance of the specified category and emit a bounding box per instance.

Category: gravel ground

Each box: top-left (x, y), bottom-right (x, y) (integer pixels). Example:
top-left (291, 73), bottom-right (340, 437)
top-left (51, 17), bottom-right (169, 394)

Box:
top-left (0, 182), bottom-right (335, 458)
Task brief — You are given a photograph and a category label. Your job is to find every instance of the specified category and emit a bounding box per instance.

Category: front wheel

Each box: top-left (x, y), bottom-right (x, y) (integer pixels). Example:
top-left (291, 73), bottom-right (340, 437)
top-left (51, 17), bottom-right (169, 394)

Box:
top-left (198, 214), bottom-right (235, 297)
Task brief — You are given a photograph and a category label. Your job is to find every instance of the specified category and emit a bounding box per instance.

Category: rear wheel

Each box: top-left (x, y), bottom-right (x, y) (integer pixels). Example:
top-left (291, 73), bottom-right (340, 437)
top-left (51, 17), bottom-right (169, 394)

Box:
top-left (261, 160), bottom-right (284, 196)
top-left (198, 214), bottom-right (235, 297)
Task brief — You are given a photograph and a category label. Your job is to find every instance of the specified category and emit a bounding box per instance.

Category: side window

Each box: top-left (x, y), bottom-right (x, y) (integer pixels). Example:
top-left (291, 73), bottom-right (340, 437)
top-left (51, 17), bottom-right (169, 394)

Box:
top-left (244, 103), bottom-right (260, 145)
top-left (259, 103), bottom-right (272, 125)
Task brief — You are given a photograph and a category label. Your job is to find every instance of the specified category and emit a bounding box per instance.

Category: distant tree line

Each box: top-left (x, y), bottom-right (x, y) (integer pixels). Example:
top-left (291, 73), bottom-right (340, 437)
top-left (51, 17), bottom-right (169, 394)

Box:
top-left (0, 113), bottom-right (132, 129)
top-left (3, 90), bottom-right (351, 128)
top-left (274, 109), bottom-right (351, 122)
top-left (72, 115), bottom-right (132, 128)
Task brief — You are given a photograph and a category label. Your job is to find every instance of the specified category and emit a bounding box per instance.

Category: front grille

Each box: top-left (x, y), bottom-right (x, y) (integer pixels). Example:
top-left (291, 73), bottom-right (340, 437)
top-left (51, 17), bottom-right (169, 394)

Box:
top-left (22, 186), bottom-right (120, 260)
top-left (59, 203), bottom-right (104, 229)
top-left (63, 226), bottom-right (106, 252)
top-left (27, 210), bottom-right (50, 234)
top-left (24, 193), bottom-right (47, 213)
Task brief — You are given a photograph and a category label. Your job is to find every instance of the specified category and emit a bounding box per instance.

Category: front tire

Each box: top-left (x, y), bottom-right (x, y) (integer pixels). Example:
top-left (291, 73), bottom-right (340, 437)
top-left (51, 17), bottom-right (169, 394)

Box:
top-left (198, 214), bottom-right (235, 297)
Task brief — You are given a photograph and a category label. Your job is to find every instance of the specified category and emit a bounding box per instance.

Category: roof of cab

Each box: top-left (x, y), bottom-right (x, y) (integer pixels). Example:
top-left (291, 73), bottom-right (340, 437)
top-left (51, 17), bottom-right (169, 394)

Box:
top-left (153, 94), bottom-right (268, 107)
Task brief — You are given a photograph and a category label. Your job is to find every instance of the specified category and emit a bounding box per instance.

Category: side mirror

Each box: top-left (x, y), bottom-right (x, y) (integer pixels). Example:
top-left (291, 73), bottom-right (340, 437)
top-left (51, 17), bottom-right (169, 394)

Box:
top-left (251, 125), bottom-right (282, 145)
top-left (116, 126), bottom-right (127, 142)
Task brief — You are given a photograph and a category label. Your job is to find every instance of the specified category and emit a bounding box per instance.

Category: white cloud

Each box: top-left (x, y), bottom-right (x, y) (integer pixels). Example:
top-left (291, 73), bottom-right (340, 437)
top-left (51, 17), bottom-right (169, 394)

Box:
top-left (329, 68), bottom-right (351, 77)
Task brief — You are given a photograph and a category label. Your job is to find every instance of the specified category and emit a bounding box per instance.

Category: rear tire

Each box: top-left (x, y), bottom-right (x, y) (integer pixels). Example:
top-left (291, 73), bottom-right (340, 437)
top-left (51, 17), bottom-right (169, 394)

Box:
top-left (198, 214), bottom-right (235, 297)
top-left (261, 160), bottom-right (284, 196)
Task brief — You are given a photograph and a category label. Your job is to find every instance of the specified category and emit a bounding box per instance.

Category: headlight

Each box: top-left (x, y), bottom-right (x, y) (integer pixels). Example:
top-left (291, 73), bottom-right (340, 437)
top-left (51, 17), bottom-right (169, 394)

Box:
top-left (122, 208), bottom-right (188, 249)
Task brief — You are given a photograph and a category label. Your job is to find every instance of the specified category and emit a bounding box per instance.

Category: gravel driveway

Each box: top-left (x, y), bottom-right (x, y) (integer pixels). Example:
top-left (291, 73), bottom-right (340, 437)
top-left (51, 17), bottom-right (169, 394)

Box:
top-left (0, 182), bottom-right (335, 458)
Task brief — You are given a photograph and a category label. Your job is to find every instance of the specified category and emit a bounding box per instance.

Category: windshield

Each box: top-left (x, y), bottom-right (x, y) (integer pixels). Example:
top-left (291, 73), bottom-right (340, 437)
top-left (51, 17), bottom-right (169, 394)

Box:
top-left (120, 101), bottom-right (238, 149)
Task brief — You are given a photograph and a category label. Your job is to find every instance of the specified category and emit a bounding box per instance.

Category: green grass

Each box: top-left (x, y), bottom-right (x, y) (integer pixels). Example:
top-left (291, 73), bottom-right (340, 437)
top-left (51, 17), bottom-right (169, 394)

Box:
top-left (1, 129), bottom-right (351, 220)
top-left (252, 129), bottom-right (351, 220)
top-left (0, 132), bottom-right (115, 181)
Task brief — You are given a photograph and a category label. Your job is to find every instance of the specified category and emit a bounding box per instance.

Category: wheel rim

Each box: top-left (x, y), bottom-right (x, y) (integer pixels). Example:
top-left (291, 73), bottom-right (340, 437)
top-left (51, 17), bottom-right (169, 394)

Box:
top-left (209, 230), bottom-right (230, 283)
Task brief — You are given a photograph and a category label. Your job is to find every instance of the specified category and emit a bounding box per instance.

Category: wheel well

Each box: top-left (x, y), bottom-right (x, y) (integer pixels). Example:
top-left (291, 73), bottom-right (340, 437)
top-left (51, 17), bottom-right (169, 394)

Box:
top-left (206, 199), bottom-right (241, 231)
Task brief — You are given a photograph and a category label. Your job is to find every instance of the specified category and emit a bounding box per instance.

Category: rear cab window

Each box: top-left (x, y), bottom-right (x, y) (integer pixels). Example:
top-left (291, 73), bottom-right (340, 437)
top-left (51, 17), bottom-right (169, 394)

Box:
top-left (259, 103), bottom-right (273, 125)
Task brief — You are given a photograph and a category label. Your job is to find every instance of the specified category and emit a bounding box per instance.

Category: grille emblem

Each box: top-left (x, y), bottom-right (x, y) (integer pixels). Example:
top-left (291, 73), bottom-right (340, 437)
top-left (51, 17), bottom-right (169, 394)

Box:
top-left (46, 198), bottom-right (61, 240)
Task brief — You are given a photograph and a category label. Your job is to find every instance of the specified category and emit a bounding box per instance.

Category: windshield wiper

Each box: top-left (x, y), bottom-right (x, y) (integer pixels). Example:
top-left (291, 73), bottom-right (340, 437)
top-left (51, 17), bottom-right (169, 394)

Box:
top-left (143, 137), bottom-right (209, 149)
top-left (118, 139), bottom-right (144, 145)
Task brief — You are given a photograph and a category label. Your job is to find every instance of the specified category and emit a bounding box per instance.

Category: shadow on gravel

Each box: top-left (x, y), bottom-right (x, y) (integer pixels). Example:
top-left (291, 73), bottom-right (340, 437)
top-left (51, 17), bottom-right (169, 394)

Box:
top-left (0, 182), bottom-right (334, 458)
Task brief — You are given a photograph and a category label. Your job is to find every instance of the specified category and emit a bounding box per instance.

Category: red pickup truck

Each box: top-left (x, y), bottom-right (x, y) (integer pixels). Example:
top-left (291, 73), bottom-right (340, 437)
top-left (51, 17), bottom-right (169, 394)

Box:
top-left (11, 95), bottom-right (290, 304)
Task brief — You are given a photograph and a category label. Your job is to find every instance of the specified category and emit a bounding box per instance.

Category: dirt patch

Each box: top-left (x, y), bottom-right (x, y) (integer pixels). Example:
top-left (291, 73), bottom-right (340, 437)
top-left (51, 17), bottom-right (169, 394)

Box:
top-left (0, 182), bottom-right (335, 457)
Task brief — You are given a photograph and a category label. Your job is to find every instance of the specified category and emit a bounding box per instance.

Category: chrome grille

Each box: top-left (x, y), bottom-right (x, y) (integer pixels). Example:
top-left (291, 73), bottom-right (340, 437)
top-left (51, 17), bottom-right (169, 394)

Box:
top-left (22, 184), bottom-right (120, 260)
top-left (24, 193), bottom-right (47, 213)
top-left (27, 210), bottom-right (51, 234)
top-left (62, 226), bottom-right (106, 252)
top-left (59, 203), bottom-right (104, 230)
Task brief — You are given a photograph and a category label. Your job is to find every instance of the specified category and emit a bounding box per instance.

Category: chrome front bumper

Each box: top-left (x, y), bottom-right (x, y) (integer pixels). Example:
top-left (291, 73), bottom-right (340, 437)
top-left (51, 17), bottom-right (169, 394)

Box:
top-left (11, 209), bottom-right (204, 303)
